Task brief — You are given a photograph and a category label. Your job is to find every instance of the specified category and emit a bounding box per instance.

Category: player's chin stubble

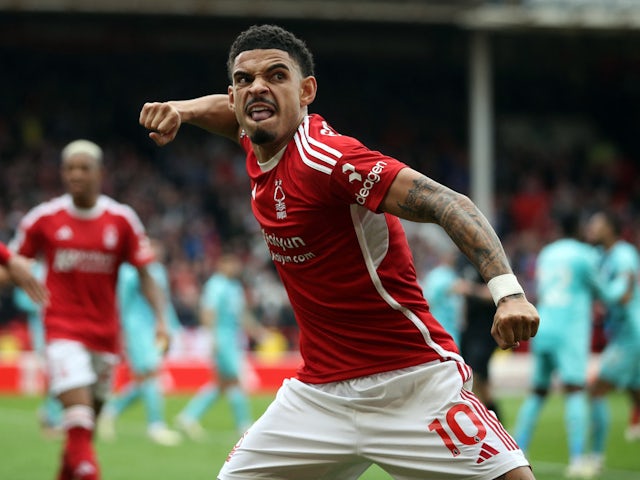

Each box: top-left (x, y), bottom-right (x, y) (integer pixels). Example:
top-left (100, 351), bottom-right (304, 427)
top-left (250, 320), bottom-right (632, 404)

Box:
top-left (250, 128), bottom-right (276, 145)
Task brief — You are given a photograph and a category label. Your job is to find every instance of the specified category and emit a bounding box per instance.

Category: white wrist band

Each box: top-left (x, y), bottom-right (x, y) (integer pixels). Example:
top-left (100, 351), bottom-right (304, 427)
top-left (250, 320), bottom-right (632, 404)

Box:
top-left (487, 273), bottom-right (524, 306)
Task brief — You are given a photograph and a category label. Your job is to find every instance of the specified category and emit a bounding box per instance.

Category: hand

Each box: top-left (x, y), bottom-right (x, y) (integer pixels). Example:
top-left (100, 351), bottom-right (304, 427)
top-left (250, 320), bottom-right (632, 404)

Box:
top-left (7, 255), bottom-right (48, 305)
top-left (139, 102), bottom-right (182, 146)
top-left (155, 322), bottom-right (171, 354)
top-left (451, 279), bottom-right (473, 296)
top-left (490, 295), bottom-right (539, 349)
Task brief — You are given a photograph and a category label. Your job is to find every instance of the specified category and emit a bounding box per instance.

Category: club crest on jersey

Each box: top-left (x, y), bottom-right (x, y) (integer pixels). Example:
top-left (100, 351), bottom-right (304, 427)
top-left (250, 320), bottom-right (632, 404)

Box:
top-left (274, 179), bottom-right (287, 220)
top-left (103, 225), bottom-right (118, 249)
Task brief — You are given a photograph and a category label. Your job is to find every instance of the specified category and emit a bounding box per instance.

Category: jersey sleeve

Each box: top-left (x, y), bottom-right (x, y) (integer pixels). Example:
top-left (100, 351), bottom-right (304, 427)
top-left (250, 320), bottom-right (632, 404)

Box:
top-left (119, 206), bottom-right (154, 267)
top-left (10, 212), bottom-right (43, 258)
top-left (616, 244), bottom-right (640, 276)
top-left (329, 137), bottom-right (407, 213)
top-left (0, 242), bottom-right (11, 264)
top-left (200, 278), bottom-right (223, 312)
top-left (597, 245), bottom-right (639, 305)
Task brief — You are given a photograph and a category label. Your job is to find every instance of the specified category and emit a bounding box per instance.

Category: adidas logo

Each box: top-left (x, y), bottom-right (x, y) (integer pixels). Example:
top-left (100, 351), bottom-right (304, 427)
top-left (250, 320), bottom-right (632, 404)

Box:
top-left (55, 225), bottom-right (73, 241)
top-left (476, 442), bottom-right (499, 464)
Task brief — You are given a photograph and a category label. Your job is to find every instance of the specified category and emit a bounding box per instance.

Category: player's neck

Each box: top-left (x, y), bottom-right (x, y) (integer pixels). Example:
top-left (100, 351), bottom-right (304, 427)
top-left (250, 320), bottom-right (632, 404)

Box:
top-left (253, 116), bottom-right (304, 164)
top-left (71, 193), bottom-right (99, 210)
top-left (254, 140), bottom-right (288, 165)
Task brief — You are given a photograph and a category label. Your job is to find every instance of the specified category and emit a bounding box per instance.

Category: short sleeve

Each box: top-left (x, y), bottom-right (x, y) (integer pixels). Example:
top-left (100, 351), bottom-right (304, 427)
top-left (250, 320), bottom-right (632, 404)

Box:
top-left (119, 206), bottom-right (154, 267)
top-left (330, 138), bottom-right (407, 212)
top-left (10, 215), bottom-right (42, 259)
top-left (201, 278), bottom-right (224, 312)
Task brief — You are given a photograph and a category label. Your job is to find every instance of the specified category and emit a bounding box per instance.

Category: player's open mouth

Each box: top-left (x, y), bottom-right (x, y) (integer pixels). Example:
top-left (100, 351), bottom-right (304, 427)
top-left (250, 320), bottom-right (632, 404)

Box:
top-left (246, 100), bottom-right (276, 122)
top-left (249, 107), bottom-right (274, 121)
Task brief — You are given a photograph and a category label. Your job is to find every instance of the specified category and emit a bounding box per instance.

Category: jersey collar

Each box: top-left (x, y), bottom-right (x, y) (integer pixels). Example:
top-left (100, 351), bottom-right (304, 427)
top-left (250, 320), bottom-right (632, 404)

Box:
top-left (258, 146), bottom-right (287, 172)
top-left (64, 194), bottom-right (107, 219)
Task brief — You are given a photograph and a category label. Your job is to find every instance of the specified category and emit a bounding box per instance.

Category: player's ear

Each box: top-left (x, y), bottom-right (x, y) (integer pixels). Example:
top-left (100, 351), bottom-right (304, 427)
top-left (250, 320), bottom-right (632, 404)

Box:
top-left (300, 76), bottom-right (317, 108)
top-left (228, 85), bottom-right (235, 111)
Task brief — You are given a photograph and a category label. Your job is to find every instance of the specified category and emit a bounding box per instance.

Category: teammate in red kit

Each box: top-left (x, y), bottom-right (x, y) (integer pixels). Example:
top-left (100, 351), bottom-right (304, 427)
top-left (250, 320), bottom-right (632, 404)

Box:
top-left (0, 241), bottom-right (48, 304)
top-left (140, 25), bottom-right (539, 480)
top-left (10, 139), bottom-right (169, 480)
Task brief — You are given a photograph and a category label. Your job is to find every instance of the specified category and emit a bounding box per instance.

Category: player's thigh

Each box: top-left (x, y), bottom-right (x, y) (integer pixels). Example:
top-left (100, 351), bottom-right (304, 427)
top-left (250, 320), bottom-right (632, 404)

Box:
top-left (530, 351), bottom-right (555, 390)
top-left (557, 341), bottom-right (589, 387)
top-left (597, 341), bottom-right (638, 387)
top-left (90, 350), bottom-right (119, 402)
top-left (46, 339), bottom-right (97, 396)
top-left (216, 344), bottom-right (242, 379)
top-left (362, 361), bottom-right (529, 480)
top-left (218, 378), bottom-right (369, 480)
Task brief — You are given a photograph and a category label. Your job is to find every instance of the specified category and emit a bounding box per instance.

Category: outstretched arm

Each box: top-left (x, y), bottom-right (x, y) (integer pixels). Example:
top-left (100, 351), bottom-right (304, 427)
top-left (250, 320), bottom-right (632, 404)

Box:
top-left (139, 94), bottom-right (240, 146)
top-left (381, 167), bottom-right (539, 349)
top-left (137, 265), bottom-right (170, 352)
top-left (0, 243), bottom-right (48, 305)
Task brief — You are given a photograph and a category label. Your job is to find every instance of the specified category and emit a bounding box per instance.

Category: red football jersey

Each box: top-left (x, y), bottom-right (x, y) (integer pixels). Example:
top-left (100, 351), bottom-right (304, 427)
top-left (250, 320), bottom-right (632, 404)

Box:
top-left (243, 114), bottom-right (460, 383)
top-left (11, 194), bottom-right (154, 353)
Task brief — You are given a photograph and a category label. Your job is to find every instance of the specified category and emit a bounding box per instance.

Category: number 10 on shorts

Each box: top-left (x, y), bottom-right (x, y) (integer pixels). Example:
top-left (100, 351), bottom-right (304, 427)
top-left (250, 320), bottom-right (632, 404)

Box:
top-left (428, 404), bottom-right (487, 457)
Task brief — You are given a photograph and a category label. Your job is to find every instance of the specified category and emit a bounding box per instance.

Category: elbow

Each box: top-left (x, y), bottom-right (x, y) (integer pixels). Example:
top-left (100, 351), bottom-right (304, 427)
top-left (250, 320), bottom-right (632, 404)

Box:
top-left (454, 192), bottom-right (474, 208)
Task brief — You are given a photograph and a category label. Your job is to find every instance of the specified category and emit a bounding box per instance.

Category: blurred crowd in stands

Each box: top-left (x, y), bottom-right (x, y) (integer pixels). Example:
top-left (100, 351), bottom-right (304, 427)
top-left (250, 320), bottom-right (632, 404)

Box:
top-left (1, 44), bottom-right (639, 353)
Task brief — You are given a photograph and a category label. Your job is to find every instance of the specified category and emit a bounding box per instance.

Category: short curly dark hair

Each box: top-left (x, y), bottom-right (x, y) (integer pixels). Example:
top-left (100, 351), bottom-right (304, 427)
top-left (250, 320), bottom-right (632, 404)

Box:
top-left (227, 24), bottom-right (315, 80)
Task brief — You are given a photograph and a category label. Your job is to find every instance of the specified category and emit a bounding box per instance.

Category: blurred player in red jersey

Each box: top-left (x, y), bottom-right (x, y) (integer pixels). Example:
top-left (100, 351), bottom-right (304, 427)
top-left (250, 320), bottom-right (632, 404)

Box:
top-left (140, 25), bottom-right (539, 480)
top-left (10, 140), bottom-right (169, 480)
top-left (0, 241), bottom-right (48, 304)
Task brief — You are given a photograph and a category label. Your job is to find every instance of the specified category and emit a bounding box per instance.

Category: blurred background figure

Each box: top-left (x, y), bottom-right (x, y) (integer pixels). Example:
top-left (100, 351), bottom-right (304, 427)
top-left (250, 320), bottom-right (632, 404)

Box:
top-left (584, 210), bottom-right (640, 475)
top-left (175, 251), bottom-right (267, 440)
top-left (414, 223), bottom-right (504, 417)
top-left (627, 403), bottom-right (640, 442)
top-left (98, 239), bottom-right (182, 446)
top-left (421, 225), bottom-right (464, 348)
top-left (13, 261), bottom-right (63, 437)
top-left (0, 241), bottom-right (48, 306)
top-left (9, 139), bottom-right (168, 480)
top-left (455, 255), bottom-right (503, 420)
top-left (512, 212), bottom-right (601, 478)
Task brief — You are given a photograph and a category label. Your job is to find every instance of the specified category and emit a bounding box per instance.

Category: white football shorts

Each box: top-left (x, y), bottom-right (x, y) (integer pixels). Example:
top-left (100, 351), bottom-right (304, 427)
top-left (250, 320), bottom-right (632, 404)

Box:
top-left (217, 359), bottom-right (530, 480)
top-left (46, 339), bottom-right (119, 400)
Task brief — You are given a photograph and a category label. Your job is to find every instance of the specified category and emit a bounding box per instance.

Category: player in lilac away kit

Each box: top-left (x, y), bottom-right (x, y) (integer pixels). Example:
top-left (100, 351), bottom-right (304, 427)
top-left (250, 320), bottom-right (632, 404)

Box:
top-left (139, 24), bottom-right (539, 480)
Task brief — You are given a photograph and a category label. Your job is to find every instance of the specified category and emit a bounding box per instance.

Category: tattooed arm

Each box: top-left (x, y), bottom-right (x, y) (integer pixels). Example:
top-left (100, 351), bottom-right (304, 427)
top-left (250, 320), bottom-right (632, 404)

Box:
top-left (382, 168), bottom-right (510, 280)
top-left (381, 167), bottom-right (539, 348)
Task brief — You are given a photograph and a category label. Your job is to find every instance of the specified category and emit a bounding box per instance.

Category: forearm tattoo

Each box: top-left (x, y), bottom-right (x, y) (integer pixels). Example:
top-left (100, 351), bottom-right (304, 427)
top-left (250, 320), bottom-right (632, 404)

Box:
top-left (397, 177), bottom-right (511, 280)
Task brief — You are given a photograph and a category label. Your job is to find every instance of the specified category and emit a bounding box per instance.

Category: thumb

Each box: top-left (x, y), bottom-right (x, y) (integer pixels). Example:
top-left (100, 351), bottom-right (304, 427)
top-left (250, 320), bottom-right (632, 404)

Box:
top-left (149, 131), bottom-right (172, 147)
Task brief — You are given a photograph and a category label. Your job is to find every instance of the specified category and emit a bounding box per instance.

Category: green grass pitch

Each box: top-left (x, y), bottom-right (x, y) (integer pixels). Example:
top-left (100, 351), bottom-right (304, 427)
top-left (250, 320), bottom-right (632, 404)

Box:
top-left (0, 392), bottom-right (638, 479)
